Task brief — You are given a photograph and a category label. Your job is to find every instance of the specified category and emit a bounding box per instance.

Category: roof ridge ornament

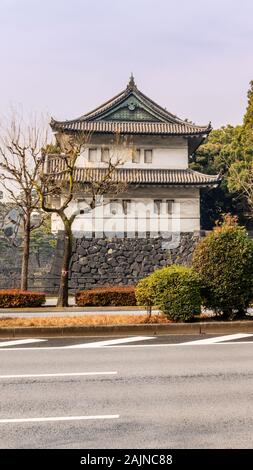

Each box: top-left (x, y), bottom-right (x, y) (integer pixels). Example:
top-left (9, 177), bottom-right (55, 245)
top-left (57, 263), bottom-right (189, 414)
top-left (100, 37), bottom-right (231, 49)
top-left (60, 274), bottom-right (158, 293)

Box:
top-left (127, 73), bottom-right (137, 91)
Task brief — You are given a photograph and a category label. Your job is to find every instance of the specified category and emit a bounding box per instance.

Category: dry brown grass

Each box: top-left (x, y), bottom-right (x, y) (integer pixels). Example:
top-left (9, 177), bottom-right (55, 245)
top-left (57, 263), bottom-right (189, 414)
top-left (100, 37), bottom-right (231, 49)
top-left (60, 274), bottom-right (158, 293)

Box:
top-left (0, 314), bottom-right (171, 328)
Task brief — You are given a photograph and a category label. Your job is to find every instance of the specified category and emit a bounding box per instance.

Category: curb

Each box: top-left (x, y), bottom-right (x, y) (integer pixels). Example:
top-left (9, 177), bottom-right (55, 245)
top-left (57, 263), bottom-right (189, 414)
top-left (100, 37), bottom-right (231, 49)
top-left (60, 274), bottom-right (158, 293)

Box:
top-left (0, 321), bottom-right (253, 338)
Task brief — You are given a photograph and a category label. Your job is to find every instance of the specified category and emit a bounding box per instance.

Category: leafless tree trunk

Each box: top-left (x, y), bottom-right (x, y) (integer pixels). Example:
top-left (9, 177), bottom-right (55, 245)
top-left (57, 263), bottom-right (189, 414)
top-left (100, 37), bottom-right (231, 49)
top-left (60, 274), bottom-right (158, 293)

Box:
top-left (20, 214), bottom-right (31, 290)
top-left (57, 214), bottom-right (73, 307)
top-left (0, 114), bottom-right (49, 290)
top-left (38, 132), bottom-right (128, 307)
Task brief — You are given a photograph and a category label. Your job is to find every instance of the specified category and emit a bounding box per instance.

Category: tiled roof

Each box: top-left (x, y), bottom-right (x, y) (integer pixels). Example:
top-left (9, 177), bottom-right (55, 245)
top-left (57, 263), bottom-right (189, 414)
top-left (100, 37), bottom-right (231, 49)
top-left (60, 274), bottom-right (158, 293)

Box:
top-left (81, 87), bottom-right (183, 124)
top-left (53, 167), bottom-right (220, 187)
top-left (51, 76), bottom-right (211, 137)
top-left (51, 120), bottom-right (209, 135)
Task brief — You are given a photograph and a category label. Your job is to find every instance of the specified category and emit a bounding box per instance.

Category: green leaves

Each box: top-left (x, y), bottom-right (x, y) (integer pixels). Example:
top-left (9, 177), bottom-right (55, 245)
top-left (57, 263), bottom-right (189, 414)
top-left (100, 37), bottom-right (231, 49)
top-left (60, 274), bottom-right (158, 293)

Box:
top-left (190, 125), bottom-right (243, 176)
top-left (193, 218), bottom-right (253, 317)
top-left (136, 265), bottom-right (202, 322)
top-left (191, 81), bottom-right (253, 228)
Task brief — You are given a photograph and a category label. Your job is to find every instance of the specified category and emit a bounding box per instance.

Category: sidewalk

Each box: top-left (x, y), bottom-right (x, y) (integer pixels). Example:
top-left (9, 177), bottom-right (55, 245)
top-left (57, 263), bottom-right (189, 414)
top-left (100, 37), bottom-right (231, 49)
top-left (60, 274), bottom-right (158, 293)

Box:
top-left (0, 296), bottom-right (156, 318)
top-left (45, 297), bottom-right (76, 307)
top-left (0, 295), bottom-right (252, 319)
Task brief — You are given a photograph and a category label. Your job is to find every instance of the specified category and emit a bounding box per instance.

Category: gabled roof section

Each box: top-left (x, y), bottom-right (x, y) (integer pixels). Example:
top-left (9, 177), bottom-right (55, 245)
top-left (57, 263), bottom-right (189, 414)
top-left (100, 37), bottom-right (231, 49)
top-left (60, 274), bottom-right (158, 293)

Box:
top-left (51, 75), bottom-right (211, 136)
top-left (81, 74), bottom-right (184, 124)
top-left (52, 167), bottom-right (221, 187)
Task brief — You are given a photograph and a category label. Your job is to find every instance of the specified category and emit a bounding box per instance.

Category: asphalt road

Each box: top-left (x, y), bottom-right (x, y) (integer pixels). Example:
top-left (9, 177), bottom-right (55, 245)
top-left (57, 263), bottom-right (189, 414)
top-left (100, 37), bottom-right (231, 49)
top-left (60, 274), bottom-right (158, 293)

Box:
top-left (1, 334), bottom-right (253, 449)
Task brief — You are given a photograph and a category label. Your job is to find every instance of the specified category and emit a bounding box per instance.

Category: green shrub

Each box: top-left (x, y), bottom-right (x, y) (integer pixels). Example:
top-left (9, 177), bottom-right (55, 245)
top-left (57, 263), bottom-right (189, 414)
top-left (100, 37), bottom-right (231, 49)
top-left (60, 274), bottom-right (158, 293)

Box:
top-left (136, 265), bottom-right (201, 322)
top-left (135, 276), bottom-right (156, 308)
top-left (76, 286), bottom-right (136, 307)
top-left (192, 215), bottom-right (253, 317)
top-left (0, 290), bottom-right (46, 308)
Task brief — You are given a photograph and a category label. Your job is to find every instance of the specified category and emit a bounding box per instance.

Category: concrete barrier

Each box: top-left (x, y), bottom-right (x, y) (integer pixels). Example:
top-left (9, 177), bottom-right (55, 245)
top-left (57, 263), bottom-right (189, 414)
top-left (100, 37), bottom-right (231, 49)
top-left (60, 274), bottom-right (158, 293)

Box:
top-left (1, 321), bottom-right (253, 338)
top-left (200, 321), bottom-right (253, 334)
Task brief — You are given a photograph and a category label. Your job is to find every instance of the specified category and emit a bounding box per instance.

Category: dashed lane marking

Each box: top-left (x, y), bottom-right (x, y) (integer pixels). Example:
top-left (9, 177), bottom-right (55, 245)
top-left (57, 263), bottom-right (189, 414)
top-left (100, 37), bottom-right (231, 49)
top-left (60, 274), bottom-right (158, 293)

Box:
top-left (0, 414), bottom-right (119, 424)
top-left (1, 334), bottom-right (253, 350)
top-left (178, 333), bottom-right (253, 345)
top-left (0, 339), bottom-right (47, 347)
top-left (0, 371), bottom-right (117, 379)
top-left (64, 335), bottom-right (156, 348)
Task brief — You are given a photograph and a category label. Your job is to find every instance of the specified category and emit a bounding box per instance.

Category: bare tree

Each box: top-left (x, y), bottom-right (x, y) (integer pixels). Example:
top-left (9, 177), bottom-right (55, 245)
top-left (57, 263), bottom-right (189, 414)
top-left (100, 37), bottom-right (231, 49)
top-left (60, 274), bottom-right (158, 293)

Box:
top-left (37, 132), bottom-right (127, 307)
top-left (0, 116), bottom-right (49, 290)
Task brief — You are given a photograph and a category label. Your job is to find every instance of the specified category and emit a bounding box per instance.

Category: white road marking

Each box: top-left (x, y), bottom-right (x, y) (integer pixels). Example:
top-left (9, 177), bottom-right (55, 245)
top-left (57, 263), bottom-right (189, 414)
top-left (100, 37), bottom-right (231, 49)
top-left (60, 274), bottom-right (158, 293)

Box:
top-left (179, 333), bottom-right (253, 345)
top-left (1, 336), bottom-right (253, 351)
top-left (0, 371), bottom-right (117, 379)
top-left (0, 339), bottom-right (46, 347)
top-left (0, 414), bottom-right (119, 424)
top-left (64, 336), bottom-right (155, 348)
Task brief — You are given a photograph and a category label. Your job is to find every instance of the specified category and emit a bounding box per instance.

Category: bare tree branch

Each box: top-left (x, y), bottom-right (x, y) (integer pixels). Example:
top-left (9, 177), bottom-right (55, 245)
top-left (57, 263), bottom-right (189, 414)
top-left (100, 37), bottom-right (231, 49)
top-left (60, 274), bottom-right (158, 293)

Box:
top-left (0, 113), bottom-right (50, 289)
top-left (36, 132), bottom-right (129, 306)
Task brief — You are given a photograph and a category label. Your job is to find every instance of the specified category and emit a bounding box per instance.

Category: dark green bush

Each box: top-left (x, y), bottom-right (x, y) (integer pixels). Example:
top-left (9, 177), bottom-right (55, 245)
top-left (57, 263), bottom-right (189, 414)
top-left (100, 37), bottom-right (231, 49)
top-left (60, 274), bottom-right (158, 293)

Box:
top-left (136, 265), bottom-right (201, 322)
top-left (0, 290), bottom-right (46, 308)
top-left (192, 215), bottom-right (253, 317)
top-left (76, 286), bottom-right (136, 307)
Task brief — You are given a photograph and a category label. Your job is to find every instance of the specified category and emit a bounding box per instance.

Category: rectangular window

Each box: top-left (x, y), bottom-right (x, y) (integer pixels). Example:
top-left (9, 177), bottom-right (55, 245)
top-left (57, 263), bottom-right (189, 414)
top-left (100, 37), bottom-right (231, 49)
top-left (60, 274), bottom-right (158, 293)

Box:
top-left (110, 199), bottom-right (119, 214)
top-left (166, 200), bottom-right (174, 215)
top-left (88, 148), bottom-right (97, 162)
top-left (101, 147), bottom-right (110, 163)
top-left (154, 199), bottom-right (162, 215)
top-left (144, 149), bottom-right (152, 163)
top-left (122, 199), bottom-right (131, 215)
top-left (132, 148), bottom-right (140, 163)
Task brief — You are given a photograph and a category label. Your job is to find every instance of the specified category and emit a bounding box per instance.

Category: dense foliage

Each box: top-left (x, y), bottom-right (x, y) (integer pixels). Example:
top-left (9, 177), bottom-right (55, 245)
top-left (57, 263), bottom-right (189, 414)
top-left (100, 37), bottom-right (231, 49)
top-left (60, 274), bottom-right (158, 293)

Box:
top-left (135, 276), bottom-right (157, 309)
top-left (227, 81), bottom-right (253, 215)
top-left (190, 81), bottom-right (253, 229)
top-left (0, 289), bottom-right (46, 308)
top-left (136, 265), bottom-right (201, 322)
top-left (192, 216), bottom-right (253, 317)
top-left (76, 286), bottom-right (136, 307)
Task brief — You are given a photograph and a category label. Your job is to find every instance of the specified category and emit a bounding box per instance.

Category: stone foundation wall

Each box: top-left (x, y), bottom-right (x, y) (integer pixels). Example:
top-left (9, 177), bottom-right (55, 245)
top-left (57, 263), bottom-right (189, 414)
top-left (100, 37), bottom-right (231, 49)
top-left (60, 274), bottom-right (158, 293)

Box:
top-left (68, 233), bottom-right (200, 293)
top-left (0, 238), bottom-right (57, 293)
top-left (0, 233), bottom-right (201, 294)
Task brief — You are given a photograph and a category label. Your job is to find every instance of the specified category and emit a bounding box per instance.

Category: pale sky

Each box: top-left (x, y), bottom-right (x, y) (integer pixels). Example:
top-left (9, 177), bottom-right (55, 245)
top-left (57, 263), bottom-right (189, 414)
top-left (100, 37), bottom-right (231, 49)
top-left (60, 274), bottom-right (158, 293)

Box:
top-left (0, 0), bottom-right (252, 129)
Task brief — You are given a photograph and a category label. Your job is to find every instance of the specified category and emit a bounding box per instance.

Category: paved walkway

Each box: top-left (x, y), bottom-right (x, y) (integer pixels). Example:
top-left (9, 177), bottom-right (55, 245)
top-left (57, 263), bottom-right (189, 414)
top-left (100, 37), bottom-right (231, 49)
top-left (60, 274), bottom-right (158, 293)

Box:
top-left (0, 308), bottom-right (158, 318)
top-left (0, 297), bottom-right (158, 317)
top-left (0, 296), bottom-right (252, 318)
top-left (45, 297), bottom-right (76, 307)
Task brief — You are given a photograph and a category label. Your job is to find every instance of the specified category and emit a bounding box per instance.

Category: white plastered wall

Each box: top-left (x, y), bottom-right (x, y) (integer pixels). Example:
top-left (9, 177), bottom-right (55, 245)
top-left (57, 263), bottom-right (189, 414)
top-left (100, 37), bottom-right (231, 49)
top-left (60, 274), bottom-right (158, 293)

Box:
top-left (75, 136), bottom-right (188, 169)
top-left (51, 187), bottom-right (200, 234)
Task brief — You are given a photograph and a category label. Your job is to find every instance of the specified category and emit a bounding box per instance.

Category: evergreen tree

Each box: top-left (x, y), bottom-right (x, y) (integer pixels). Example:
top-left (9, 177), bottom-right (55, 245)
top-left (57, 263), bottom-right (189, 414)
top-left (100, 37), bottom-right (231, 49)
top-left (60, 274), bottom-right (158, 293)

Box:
top-left (243, 80), bottom-right (253, 129)
top-left (227, 81), bottom-right (253, 219)
top-left (191, 81), bottom-right (253, 228)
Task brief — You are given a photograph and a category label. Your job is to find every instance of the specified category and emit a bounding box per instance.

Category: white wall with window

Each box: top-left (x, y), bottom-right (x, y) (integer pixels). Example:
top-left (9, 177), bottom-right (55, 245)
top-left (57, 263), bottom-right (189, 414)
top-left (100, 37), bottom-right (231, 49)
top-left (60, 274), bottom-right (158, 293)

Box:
top-left (75, 143), bottom-right (188, 169)
top-left (51, 194), bottom-right (200, 235)
top-left (88, 148), bottom-right (97, 162)
top-left (101, 147), bottom-right (110, 162)
top-left (130, 147), bottom-right (187, 168)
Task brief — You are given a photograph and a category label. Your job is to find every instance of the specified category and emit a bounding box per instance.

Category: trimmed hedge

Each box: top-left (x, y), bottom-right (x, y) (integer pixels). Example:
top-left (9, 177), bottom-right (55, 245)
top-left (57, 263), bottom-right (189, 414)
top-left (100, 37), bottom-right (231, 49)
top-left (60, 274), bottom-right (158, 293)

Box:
top-left (193, 216), bottom-right (253, 317)
top-left (136, 265), bottom-right (201, 322)
top-left (0, 289), bottom-right (46, 308)
top-left (76, 286), bottom-right (137, 307)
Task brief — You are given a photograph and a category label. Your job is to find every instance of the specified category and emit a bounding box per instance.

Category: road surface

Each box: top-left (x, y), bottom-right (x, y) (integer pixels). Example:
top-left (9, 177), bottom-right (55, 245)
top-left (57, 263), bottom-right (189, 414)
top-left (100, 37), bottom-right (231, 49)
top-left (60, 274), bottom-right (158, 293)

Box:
top-left (0, 333), bottom-right (253, 448)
